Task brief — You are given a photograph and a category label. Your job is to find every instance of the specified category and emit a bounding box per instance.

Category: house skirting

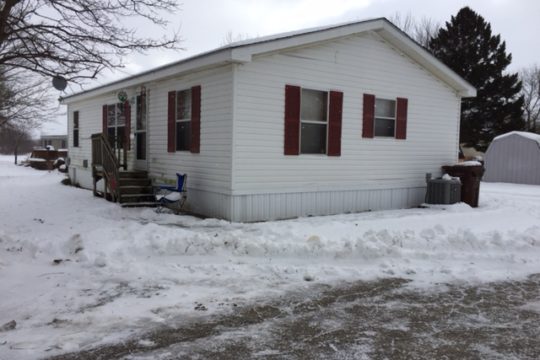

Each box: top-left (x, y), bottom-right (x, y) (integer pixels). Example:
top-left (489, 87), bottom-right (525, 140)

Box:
top-left (69, 166), bottom-right (426, 222)
top-left (228, 187), bottom-right (426, 222)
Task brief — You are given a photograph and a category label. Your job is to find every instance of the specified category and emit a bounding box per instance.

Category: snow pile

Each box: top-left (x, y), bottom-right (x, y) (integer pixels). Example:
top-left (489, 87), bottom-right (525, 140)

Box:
top-left (456, 160), bottom-right (482, 166)
top-left (1, 154), bottom-right (540, 359)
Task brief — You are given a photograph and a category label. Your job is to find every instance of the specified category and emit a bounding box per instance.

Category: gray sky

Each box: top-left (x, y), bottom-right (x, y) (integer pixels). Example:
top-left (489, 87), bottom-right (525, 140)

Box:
top-left (42, 0), bottom-right (540, 134)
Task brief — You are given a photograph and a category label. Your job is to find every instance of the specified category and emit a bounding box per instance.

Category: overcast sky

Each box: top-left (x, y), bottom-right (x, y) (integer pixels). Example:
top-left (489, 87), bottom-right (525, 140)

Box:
top-left (42, 0), bottom-right (540, 134)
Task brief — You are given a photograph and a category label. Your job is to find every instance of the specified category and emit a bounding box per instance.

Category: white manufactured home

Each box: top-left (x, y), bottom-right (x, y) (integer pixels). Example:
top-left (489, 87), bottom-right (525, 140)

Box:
top-left (61, 18), bottom-right (476, 222)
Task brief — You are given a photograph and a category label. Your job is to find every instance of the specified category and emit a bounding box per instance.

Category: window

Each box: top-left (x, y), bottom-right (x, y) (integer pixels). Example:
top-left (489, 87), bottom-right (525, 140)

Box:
top-left (73, 111), bottom-right (79, 147)
top-left (300, 88), bottom-right (328, 154)
top-left (374, 98), bottom-right (396, 137)
top-left (106, 103), bottom-right (125, 149)
top-left (175, 89), bottom-right (192, 151)
top-left (135, 94), bottom-right (147, 160)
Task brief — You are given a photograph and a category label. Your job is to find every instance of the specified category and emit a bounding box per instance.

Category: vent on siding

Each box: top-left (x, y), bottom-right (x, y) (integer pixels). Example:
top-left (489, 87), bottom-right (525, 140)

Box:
top-left (425, 178), bottom-right (461, 204)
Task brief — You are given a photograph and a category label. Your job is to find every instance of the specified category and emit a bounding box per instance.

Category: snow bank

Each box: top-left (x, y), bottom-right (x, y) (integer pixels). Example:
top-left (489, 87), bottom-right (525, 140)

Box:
top-left (1, 156), bottom-right (540, 359)
top-left (457, 160), bottom-right (482, 166)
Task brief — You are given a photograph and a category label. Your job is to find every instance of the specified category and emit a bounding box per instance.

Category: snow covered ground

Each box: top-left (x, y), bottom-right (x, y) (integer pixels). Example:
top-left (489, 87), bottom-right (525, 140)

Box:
top-left (1, 154), bottom-right (539, 359)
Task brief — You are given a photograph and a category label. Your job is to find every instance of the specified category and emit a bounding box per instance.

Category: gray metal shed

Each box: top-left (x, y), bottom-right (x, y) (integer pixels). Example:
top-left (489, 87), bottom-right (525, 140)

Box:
top-left (483, 131), bottom-right (540, 185)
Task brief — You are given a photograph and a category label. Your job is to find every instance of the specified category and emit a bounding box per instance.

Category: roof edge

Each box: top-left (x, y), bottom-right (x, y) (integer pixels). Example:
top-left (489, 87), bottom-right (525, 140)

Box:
top-left (61, 17), bottom-right (476, 103)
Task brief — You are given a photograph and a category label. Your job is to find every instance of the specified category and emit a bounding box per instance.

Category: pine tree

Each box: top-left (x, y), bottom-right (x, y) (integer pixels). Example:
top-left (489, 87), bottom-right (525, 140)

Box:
top-left (429, 7), bottom-right (524, 150)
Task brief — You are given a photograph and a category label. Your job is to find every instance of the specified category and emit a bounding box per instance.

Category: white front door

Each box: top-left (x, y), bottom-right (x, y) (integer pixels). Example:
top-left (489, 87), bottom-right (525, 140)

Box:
top-left (134, 90), bottom-right (148, 171)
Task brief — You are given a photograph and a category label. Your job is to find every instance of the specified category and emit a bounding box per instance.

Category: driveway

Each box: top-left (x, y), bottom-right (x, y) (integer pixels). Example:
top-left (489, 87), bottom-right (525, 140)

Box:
top-left (50, 274), bottom-right (540, 359)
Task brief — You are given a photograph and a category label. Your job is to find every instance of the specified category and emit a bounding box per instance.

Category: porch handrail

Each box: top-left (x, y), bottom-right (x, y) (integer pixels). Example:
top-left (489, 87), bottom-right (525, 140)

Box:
top-left (91, 133), bottom-right (120, 201)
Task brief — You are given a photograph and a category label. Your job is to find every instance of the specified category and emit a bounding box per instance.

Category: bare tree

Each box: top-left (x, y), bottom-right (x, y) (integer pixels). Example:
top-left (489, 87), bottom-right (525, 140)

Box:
top-left (389, 13), bottom-right (440, 48)
top-left (520, 65), bottom-right (540, 133)
top-left (221, 30), bottom-right (251, 46)
top-left (0, 0), bottom-right (182, 82)
top-left (0, 121), bottom-right (36, 164)
top-left (0, 67), bottom-right (56, 129)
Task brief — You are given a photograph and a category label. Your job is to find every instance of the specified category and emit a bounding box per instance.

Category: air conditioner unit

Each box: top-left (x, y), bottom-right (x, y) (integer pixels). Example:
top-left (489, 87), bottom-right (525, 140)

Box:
top-left (426, 178), bottom-right (461, 205)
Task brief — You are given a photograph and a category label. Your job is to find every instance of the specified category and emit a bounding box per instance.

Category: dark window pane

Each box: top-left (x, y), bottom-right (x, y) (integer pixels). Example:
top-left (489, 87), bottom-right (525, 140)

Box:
top-left (116, 126), bottom-right (125, 149)
top-left (136, 132), bottom-right (146, 160)
top-left (136, 95), bottom-right (146, 130)
top-left (176, 121), bottom-right (191, 151)
top-left (375, 99), bottom-right (396, 118)
top-left (107, 127), bottom-right (115, 147)
top-left (73, 130), bottom-right (79, 147)
top-left (374, 118), bottom-right (395, 137)
top-left (301, 123), bottom-right (327, 154)
top-left (301, 89), bottom-right (327, 122)
top-left (73, 111), bottom-right (79, 128)
top-left (108, 126), bottom-right (125, 149)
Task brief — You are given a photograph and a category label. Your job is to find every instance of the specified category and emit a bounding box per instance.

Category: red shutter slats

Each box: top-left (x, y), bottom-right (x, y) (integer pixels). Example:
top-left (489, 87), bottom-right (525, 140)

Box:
top-left (124, 101), bottom-right (131, 150)
top-left (284, 85), bottom-right (301, 155)
top-left (102, 105), bottom-right (107, 135)
top-left (190, 85), bottom-right (201, 153)
top-left (328, 90), bottom-right (343, 156)
top-left (167, 91), bottom-right (176, 153)
top-left (362, 94), bottom-right (375, 138)
top-left (396, 97), bottom-right (408, 140)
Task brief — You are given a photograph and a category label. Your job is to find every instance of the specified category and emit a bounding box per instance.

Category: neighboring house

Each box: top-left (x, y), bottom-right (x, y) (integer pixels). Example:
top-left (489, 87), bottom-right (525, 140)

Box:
top-left (483, 131), bottom-right (540, 185)
top-left (60, 18), bottom-right (475, 222)
top-left (39, 134), bottom-right (67, 150)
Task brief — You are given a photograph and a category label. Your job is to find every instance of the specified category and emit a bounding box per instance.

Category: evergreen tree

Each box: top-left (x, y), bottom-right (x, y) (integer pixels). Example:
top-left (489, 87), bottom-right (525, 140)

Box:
top-left (429, 7), bottom-right (524, 150)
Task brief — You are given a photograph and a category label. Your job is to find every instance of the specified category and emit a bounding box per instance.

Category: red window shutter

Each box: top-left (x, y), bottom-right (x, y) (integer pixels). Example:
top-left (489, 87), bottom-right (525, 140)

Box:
top-left (102, 105), bottom-right (108, 135)
top-left (190, 85), bottom-right (201, 153)
top-left (328, 91), bottom-right (343, 156)
top-left (284, 85), bottom-right (301, 155)
top-left (124, 102), bottom-right (131, 150)
top-left (396, 97), bottom-right (408, 140)
top-left (167, 91), bottom-right (176, 153)
top-left (362, 94), bottom-right (375, 138)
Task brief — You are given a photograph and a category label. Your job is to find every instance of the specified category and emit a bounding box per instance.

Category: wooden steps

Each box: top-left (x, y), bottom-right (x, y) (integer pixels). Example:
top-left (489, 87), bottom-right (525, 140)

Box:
top-left (117, 171), bottom-right (157, 206)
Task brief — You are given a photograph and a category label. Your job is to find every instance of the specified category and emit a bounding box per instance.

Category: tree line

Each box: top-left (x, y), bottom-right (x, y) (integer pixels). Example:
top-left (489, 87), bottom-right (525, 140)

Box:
top-left (0, 0), bottom-right (181, 160)
top-left (0, 3), bottom-right (538, 156)
top-left (393, 7), bottom-right (539, 151)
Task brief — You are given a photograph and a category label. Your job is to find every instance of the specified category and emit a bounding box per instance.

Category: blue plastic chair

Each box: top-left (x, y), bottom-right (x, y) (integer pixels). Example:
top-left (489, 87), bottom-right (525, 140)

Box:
top-left (155, 173), bottom-right (187, 214)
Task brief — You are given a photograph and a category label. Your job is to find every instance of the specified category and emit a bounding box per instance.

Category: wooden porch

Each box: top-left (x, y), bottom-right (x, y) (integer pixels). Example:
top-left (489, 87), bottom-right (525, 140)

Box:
top-left (91, 133), bottom-right (155, 206)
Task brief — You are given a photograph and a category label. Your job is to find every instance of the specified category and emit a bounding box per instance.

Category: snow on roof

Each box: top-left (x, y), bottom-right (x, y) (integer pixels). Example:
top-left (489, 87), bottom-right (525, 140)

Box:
top-left (494, 131), bottom-right (540, 145)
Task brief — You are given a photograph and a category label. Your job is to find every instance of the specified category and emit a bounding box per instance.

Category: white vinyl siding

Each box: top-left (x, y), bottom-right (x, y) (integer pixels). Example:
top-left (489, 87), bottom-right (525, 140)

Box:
top-left (147, 66), bottom-right (233, 195)
top-left (66, 65), bottom-right (234, 217)
top-left (65, 31), bottom-right (465, 221)
top-left (231, 33), bottom-right (461, 195)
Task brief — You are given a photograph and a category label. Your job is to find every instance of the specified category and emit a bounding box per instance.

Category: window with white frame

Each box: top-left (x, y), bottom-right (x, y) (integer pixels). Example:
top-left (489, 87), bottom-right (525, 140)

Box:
top-left (300, 88), bottom-right (328, 154)
top-left (176, 89), bottom-right (192, 151)
top-left (374, 98), bottom-right (396, 137)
